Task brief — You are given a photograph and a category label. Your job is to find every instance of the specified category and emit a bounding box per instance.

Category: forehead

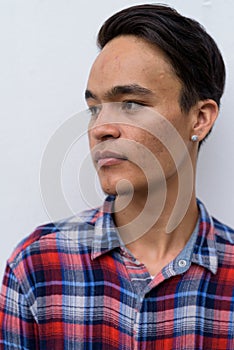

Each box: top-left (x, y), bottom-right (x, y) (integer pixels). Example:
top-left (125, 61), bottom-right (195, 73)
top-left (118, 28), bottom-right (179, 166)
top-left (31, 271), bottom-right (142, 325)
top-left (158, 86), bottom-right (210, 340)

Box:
top-left (94, 35), bottom-right (172, 68)
top-left (87, 35), bottom-right (180, 97)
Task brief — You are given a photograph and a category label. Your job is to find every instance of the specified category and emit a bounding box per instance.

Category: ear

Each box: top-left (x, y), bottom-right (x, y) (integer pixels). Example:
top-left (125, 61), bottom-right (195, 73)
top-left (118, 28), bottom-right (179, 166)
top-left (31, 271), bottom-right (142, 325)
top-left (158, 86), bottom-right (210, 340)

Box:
top-left (192, 99), bottom-right (219, 141)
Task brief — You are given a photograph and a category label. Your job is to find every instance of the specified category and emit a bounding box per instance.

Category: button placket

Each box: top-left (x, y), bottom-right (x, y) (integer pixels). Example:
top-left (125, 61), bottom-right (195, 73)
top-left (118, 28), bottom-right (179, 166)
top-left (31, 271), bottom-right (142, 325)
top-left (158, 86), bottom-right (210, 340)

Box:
top-left (133, 295), bottom-right (144, 350)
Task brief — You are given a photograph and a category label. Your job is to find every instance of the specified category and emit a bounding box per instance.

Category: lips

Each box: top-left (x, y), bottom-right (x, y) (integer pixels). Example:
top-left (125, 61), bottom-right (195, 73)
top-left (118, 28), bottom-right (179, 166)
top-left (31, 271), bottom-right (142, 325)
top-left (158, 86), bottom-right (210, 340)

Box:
top-left (93, 150), bottom-right (128, 167)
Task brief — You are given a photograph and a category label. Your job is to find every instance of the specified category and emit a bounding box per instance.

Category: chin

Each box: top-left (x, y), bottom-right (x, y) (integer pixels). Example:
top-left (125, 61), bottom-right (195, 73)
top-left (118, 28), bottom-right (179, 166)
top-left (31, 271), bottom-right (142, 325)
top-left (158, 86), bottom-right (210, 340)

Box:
top-left (99, 177), bottom-right (134, 196)
top-left (97, 168), bottom-right (148, 196)
top-left (99, 179), bottom-right (118, 195)
top-left (102, 187), bottom-right (118, 196)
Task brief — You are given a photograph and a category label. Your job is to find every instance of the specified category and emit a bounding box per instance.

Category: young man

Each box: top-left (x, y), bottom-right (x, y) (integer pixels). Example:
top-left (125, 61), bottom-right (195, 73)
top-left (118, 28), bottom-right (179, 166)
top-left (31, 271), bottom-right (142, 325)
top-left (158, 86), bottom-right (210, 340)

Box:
top-left (0, 4), bottom-right (233, 349)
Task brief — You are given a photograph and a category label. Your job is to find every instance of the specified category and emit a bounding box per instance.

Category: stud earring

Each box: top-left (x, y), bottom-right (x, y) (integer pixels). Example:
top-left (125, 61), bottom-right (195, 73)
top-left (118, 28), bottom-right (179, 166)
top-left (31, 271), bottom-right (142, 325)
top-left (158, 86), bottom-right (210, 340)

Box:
top-left (191, 135), bottom-right (199, 142)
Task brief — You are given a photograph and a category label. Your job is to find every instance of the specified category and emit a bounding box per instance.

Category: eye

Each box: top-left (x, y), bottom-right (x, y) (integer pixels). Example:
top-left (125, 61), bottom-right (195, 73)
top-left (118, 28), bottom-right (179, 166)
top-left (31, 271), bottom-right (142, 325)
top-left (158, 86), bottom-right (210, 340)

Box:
top-left (122, 101), bottom-right (145, 113)
top-left (88, 105), bottom-right (102, 118)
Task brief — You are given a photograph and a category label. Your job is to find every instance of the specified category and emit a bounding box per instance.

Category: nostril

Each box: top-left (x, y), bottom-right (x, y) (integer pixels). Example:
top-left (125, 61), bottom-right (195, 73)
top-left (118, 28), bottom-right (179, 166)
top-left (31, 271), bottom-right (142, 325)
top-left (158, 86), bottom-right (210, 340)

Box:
top-left (101, 134), bottom-right (117, 141)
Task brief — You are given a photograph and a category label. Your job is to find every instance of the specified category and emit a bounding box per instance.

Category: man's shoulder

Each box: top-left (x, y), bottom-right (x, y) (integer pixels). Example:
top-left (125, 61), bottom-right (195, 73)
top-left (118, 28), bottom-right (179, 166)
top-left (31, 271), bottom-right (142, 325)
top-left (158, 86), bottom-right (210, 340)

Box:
top-left (213, 216), bottom-right (234, 244)
top-left (8, 206), bottom-right (102, 267)
top-left (198, 199), bottom-right (234, 245)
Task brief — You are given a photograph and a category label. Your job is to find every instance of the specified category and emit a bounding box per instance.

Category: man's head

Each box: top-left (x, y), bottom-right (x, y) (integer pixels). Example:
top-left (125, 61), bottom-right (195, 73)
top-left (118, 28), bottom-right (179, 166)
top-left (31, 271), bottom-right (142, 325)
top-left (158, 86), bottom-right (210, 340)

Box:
top-left (97, 4), bottom-right (225, 145)
top-left (86, 4), bottom-right (223, 197)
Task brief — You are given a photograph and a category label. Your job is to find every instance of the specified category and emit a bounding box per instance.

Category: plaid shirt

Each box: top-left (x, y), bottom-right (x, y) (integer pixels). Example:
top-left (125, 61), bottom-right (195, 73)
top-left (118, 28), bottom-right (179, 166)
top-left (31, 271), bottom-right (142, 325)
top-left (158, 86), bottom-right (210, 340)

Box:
top-left (1, 196), bottom-right (234, 350)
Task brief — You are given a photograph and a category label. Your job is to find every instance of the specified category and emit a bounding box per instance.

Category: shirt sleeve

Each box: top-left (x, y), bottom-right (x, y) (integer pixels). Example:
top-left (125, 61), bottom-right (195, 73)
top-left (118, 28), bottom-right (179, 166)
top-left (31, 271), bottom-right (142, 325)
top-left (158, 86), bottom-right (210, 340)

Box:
top-left (0, 263), bottom-right (39, 349)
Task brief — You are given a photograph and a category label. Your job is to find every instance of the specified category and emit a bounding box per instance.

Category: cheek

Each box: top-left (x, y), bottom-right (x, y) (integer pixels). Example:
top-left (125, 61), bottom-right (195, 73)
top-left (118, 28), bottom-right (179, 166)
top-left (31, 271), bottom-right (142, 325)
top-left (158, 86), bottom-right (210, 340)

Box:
top-left (88, 130), bottom-right (95, 149)
top-left (130, 133), bottom-right (163, 170)
top-left (135, 133), bottom-right (176, 173)
top-left (134, 129), bottom-right (163, 154)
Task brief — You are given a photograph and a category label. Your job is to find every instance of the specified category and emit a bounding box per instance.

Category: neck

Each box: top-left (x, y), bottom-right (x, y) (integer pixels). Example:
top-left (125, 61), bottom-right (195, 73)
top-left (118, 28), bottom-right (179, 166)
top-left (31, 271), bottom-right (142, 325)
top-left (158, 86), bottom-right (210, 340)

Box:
top-left (113, 172), bottom-right (199, 258)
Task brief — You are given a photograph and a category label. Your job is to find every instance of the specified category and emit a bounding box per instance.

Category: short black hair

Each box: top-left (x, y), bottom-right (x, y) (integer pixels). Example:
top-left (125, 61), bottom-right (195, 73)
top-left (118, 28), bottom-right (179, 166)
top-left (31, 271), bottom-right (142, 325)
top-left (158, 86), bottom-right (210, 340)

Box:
top-left (97, 4), bottom-right (226, 144)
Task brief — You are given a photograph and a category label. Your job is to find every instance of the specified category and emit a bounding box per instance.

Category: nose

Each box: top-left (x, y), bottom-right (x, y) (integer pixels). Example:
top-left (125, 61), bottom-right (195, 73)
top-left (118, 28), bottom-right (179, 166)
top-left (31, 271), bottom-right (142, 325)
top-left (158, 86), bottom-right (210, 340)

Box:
top-left (89, 104), bottom-right (121, 141)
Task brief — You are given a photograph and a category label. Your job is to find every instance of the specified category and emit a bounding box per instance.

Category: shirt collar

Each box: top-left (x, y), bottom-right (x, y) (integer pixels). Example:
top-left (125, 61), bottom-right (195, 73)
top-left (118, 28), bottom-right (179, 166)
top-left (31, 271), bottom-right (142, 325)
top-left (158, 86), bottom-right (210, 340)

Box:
top-left (91, 196), bottom-right (218, 274)
top-left (91, 196), bottom-right (121, 259)
top-left (191, 199), bottom-right (218, 274)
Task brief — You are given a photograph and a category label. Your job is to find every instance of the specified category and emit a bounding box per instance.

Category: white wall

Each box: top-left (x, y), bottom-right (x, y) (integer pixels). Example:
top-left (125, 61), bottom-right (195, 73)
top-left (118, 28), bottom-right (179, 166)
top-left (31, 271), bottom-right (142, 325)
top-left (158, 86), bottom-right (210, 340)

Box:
top-left (1, 0), bottom-right (234, 280)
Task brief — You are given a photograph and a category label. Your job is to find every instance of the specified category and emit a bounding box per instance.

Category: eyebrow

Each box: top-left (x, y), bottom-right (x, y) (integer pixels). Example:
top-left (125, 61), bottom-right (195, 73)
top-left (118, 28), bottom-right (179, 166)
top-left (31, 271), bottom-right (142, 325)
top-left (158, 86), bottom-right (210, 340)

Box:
top-left (85, 84), bottom-right (154, 101)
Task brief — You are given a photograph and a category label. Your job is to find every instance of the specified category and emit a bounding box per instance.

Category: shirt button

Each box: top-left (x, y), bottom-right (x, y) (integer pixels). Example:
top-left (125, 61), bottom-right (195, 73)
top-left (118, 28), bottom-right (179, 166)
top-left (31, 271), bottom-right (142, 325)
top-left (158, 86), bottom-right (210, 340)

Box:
top-left (178, 259), bottom-right (187, 268)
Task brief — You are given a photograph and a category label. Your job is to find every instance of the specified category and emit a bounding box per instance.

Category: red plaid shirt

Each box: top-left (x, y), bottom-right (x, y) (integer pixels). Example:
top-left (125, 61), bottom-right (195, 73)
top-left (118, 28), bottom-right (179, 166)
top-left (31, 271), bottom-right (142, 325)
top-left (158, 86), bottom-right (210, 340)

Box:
top-left (1, 196), bottom-right (234, 349)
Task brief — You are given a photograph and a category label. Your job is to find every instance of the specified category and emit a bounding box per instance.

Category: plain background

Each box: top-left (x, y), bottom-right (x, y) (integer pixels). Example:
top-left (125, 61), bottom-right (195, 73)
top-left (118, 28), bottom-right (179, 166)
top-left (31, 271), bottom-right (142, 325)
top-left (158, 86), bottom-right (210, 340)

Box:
top-left (1, 0), bottom-right (234, 280)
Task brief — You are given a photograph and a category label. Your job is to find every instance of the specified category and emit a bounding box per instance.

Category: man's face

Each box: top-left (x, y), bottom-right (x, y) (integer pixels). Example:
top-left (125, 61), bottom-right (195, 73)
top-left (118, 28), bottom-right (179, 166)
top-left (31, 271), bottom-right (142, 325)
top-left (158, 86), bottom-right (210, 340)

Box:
top-left (86, 35), bottom-right (195, 196)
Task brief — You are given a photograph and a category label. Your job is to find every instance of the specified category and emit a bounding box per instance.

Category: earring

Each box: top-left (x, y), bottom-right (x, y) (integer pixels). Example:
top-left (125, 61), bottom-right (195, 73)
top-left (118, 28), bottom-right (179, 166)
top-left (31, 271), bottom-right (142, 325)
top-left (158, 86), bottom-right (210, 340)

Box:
top-left (191, 135), bottom-right (199, 142)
